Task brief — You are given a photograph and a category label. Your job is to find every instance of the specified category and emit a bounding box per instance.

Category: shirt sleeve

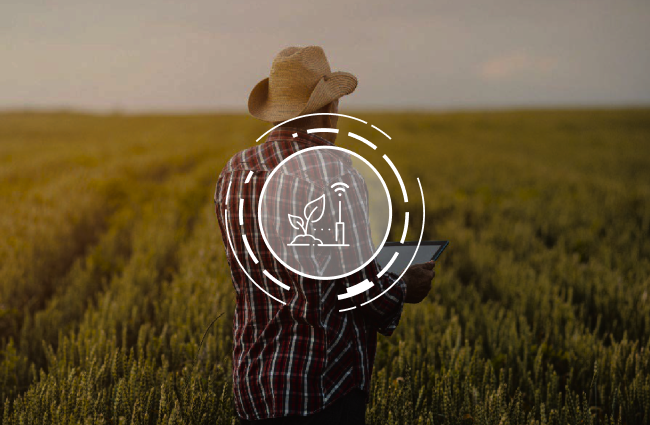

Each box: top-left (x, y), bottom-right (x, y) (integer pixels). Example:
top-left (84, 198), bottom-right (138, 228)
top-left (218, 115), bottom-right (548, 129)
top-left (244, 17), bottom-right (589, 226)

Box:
top-left (346, 262), bottom-right (407, 337)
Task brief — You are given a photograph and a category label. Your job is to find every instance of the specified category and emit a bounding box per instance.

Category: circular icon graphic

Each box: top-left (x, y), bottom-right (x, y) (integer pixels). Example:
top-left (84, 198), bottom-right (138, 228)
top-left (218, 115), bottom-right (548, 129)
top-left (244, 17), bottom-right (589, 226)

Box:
top-left (258, 146), bottom-right (392, 280)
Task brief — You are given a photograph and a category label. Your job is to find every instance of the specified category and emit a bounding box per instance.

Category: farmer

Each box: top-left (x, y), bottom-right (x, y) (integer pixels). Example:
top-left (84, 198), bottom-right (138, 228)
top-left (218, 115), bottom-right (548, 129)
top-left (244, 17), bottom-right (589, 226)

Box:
top-left (214, 46), bottom-right (435, 424)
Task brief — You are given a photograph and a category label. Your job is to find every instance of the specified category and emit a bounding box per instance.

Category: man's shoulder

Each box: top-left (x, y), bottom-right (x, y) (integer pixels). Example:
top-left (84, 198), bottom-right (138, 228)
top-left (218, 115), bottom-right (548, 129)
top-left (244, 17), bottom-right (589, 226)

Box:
top-left (221, 141), bottom-right (290, 176)
top-left (216, 137), bottom-right (358, 189)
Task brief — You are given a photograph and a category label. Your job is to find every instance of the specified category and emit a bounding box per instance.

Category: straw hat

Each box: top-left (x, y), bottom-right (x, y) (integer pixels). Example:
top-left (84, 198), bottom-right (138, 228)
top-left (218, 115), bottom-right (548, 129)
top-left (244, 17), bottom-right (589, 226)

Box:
top-left (248, 46), bottom-right (358, 123)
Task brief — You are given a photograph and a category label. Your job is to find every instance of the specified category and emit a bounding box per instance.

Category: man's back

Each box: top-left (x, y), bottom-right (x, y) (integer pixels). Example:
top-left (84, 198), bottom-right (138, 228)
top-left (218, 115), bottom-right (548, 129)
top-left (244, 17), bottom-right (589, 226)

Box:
top-left (214, 127), bottom-right (406, 421)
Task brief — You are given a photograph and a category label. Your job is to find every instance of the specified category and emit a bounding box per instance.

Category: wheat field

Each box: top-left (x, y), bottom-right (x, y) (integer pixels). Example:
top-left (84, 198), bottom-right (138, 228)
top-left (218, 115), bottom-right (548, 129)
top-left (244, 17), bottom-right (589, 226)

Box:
top-left (1, 109), bottom-right (649, 424)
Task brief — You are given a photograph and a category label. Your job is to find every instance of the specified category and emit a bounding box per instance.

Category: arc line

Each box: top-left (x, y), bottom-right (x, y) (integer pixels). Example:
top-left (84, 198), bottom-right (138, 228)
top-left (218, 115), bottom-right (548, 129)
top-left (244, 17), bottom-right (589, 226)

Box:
top-left (348, 132), bottom-right (377, 150)
top-left (225, 180), bottom-right (232, 205)
top-left (400, 212), bottom-right (410, 244)
top-left (256, 113), bottom-right (367, 141)
top-left (371, 124), bottom-right (392, 140)
top-left (245, 171), bottom-right (254, 184)
top-left (307, 128), bottom-right (339, 134)
top-left (377, 252), bottom-right (399, 278)
top-left (339, 306), bottom-right (357, 312)
top-left (242, 235), bottom-right (259, 264)
top-left (224, 210), bottom-right (285, 304)
top-left (338, 279), bottom-right (374, 300)
top-left (383, 154), bottom-right (408, 203)
top-left (239, 198), bottom-right (245, 226)
top-left (263, 270), bottom-right (290, 290)
top-left (360, 177), bottom-right (425, 306)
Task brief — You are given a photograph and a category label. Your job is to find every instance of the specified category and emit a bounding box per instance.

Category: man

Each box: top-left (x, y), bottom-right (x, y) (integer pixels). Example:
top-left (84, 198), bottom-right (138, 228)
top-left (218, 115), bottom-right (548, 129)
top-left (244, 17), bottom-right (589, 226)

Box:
top-left (214, 46), bottom-right (435, 424)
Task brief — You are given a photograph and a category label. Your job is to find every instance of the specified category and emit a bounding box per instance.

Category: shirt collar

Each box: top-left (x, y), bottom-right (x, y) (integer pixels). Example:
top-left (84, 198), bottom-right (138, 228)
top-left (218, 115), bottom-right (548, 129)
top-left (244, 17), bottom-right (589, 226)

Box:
top-left (265, 127), bottom-right (335, 147)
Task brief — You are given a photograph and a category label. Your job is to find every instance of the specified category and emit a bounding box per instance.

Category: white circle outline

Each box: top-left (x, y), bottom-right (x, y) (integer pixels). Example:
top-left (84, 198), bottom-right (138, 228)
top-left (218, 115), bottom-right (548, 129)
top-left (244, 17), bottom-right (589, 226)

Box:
top-left (257, 145), bottom-right (392, 280)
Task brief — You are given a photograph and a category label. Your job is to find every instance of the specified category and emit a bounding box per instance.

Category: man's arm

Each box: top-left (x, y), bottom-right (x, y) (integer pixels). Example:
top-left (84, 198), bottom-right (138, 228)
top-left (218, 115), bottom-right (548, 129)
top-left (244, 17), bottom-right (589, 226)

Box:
top-left (348, 263), bottom-right (407, 336)
top-left (317, 171), bottom-right (409, 336)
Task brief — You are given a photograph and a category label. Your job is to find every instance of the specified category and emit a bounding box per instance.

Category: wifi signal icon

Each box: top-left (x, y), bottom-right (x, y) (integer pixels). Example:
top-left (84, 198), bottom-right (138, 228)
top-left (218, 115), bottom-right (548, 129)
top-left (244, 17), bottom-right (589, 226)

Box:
top-left (331, 182), bottom-right (349, 196)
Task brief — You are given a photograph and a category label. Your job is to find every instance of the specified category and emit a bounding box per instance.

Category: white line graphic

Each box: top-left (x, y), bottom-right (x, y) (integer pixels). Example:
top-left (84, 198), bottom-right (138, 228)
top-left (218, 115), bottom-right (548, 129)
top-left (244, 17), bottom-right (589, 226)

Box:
top-left (239, 198), bottom-right (244, 226)
top-left (245, 170), bottom-right (254, 184)
top-left (371, 124), bottom-right (392, 140)
top-left (338, 306), bottom-right (357, 312)
top-left (337, 279), bottom-right (374, 300)
top-left (256, 113), bottom-right (367, 141)
top-left (348, 132), bottom-right (377, 150)
top-left (383, 154), bottom-right (408, 203)
top-left (307, 128), bottom-right (339, 134)
top-left (224, 210), bottom-right (285, 305)
top-left (360, 178), bottom-right (425, 306)
top-left (225, 181), bottom-right (232, 205)
top-left (263, 270), bottom-right (290, 290)
top-left (242, 234), bottom-right (259, 264)
top-left (400, 212), bottom-right (410, 244)
top-left (377, 252), bottom-right (399, 278)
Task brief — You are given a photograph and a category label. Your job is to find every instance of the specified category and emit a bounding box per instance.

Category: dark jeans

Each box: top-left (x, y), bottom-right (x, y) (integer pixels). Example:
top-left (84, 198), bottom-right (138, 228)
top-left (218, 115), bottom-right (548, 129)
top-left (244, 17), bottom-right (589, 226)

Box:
top-left (238, 389), bottom-right (366, 425)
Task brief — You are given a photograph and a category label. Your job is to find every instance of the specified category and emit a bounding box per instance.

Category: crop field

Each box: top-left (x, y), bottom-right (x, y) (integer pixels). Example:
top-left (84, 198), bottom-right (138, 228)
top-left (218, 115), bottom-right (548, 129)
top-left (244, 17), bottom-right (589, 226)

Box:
top-left (1, 109), bottom-right (649, 424)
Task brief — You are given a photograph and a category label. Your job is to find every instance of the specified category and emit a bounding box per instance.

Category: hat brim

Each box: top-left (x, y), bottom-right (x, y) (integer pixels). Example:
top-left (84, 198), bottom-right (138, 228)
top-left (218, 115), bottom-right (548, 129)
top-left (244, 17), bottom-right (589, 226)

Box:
top-left (248, 71), bottom-right (358, 123)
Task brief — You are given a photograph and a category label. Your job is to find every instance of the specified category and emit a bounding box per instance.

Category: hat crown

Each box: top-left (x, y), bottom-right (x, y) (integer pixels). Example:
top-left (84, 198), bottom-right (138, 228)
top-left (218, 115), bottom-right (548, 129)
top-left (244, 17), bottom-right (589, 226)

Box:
top-left (247, 45), bottom-right (357, 123)
top-left (268, 46), bottom-right (332, 103)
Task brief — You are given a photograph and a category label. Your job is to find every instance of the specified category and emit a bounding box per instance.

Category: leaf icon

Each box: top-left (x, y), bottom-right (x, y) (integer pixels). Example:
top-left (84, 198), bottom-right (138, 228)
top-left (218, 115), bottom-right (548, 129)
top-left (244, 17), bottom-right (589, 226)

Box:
top-left (288, 214), bottom-right (305, 231)
top-left (304, 194), bottom-right (326, 224)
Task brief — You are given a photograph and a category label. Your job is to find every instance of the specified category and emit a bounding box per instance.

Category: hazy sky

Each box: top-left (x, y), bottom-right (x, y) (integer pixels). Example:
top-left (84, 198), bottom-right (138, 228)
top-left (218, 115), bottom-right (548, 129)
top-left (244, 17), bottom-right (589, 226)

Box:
top-left (2, 0), bottom-right (649, 111)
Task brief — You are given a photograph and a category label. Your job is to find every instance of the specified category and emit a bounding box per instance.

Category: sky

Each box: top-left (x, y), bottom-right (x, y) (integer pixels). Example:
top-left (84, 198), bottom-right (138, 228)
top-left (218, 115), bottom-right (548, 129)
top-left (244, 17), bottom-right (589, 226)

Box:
top-left (2, 0), bottom-right (649, 111)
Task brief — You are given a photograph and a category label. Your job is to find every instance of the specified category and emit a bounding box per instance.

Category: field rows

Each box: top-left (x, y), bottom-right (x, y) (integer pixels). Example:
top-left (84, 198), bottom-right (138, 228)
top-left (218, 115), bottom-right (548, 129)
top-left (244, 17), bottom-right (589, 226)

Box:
top-left (1, 110), bottom-right (649, 424)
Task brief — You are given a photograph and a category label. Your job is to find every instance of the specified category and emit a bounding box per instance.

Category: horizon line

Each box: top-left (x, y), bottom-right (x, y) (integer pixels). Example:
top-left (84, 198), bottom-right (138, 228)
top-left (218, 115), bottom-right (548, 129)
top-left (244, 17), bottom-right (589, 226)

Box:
top-left (1, 103), bottom-right (650, 116)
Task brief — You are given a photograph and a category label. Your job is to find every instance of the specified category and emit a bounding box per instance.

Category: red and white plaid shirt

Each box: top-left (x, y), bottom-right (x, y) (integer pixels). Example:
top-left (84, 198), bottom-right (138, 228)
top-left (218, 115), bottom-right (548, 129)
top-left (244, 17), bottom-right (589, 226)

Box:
top-left (214, 127), bottom-right (406, 420)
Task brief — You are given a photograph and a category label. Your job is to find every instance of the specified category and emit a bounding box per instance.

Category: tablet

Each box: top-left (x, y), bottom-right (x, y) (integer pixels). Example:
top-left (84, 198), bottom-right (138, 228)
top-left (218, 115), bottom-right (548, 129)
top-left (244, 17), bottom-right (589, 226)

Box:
top-left (375, 241), bottom-right (449, 276)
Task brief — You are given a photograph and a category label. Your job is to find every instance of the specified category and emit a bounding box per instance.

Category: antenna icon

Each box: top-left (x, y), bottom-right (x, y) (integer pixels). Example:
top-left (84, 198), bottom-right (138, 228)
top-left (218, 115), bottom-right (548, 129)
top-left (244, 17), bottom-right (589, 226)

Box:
top-left (330, 182), bottom-right (349, 244)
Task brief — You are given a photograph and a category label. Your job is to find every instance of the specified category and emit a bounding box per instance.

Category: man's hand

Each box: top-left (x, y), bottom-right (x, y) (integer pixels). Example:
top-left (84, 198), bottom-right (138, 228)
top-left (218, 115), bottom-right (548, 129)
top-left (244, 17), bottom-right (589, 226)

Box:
top-left (403, 261), bottom-right (435, 304)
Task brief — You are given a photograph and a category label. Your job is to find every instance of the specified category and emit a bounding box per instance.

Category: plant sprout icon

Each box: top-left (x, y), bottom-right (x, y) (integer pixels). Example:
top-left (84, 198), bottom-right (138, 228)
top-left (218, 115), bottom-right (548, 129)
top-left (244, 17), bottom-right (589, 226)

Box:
top-left (287, 183), bottom-right (350, 247)
top-left (287, 194), bottom-right (326, 246)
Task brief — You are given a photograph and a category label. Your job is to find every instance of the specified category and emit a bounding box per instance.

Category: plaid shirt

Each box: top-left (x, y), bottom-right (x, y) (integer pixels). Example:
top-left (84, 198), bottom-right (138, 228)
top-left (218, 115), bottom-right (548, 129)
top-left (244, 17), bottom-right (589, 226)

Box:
top-left (214, 127), bottom-right (406, 420)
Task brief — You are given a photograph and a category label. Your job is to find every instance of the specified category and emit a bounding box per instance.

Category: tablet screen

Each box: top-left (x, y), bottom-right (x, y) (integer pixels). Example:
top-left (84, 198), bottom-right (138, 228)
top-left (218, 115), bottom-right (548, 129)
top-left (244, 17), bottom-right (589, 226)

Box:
top-left (374, 241), bottom-right (448, 276)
